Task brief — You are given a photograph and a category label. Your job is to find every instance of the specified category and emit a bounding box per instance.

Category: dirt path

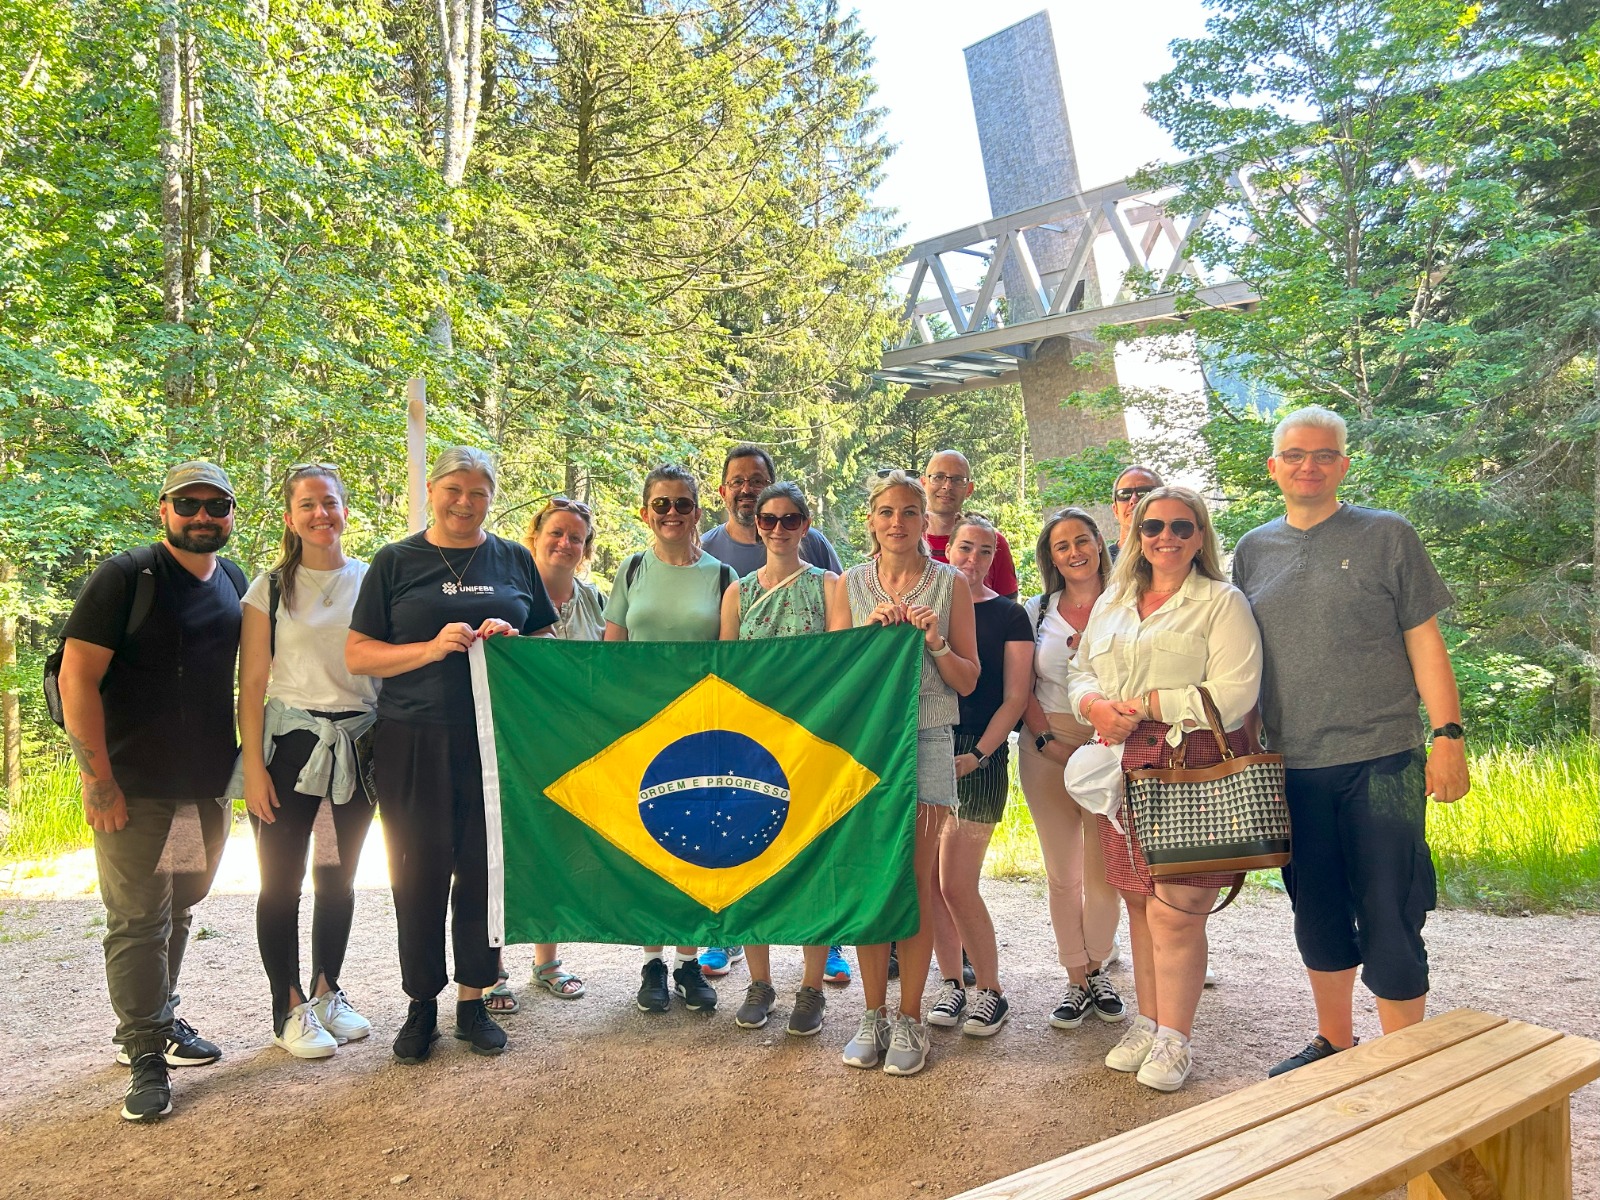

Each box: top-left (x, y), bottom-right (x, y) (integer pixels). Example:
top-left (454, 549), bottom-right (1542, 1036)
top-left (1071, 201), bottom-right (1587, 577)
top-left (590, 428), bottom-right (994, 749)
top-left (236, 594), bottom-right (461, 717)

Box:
top-left (2, 822), bottom-right (1596, 1200)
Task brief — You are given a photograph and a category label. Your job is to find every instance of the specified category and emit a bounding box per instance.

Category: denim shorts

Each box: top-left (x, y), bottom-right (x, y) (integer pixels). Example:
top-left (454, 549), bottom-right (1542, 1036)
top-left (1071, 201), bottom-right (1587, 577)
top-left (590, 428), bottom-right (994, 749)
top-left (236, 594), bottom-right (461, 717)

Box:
top-left (917, 726), bottom-right (958, 809)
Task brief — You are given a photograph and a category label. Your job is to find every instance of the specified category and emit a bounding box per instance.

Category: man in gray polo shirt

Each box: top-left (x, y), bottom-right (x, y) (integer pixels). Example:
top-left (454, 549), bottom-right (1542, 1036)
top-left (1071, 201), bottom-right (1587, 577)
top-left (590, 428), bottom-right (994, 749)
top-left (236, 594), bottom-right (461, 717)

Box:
top-left (1231, 405), bottom-right (1470, 1077)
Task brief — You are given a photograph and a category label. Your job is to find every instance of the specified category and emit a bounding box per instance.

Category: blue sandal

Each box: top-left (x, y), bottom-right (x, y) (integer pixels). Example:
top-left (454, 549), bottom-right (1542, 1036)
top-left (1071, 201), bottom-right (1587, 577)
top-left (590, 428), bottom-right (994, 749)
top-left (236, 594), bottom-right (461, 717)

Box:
top-left (533, 959), bottom-right (585, 999)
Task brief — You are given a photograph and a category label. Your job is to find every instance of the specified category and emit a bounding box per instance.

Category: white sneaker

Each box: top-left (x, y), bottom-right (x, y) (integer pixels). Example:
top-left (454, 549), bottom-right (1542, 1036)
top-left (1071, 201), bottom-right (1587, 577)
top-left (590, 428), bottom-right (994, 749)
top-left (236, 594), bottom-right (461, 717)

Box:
top-left (842, 1006), bottom-right (891, 1069)
top-left (312, 989), bottom-right (371, 1043)
top-left (1105, 1015), bottom-right (1158, 1072)
top-left (882, 1012), bottom-right (931, 1076)
top-left (1136, 1034), bottom-right (1193, 1092)
top-left (1100, 933), bottom-right (1122, 970)
top-left (1204, 958), bottom-right (1217, 988)
top-left (273, 1001), bottom-right (337, 1059)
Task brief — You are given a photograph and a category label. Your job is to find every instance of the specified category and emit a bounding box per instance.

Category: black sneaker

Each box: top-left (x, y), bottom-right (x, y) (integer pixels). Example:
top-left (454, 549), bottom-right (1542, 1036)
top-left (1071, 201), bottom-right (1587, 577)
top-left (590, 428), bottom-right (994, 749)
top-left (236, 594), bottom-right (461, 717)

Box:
top-left (672, 959), bottom-right (718, 1011)
top-left (454, 999), bottom-right (507, 1056)
top-left (115, 1016), bottom-right (221, 1067)
top-left (962, 989), bottom-right (1010, 1038)
top-left (1085, 968), bottom-right (1126, 1022)
top-left (637, 959), bottom-right (671, 1013)
top-left (1049, 983), bottom-right (1091, 1029)
top-left (962, 950), bottom-right (976, 987)
top-left (121, 1052), bottom-right (172, 1122)
top-left (392, 998), bottom-right (440, 1064)
top-left (1269, 1034), bottom-right (1355, 1078)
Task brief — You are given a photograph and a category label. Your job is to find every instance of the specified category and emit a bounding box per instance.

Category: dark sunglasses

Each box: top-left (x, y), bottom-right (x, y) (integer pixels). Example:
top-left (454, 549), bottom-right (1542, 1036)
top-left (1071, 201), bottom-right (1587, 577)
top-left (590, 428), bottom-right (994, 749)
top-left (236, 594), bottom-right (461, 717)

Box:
top-left (649, 496), bottom-right (696, 515)
top-left (549, 495), bottom-right (592, 519)
top-left (168, 496), bottom-right (235, 518)
top-left (873, 467), bottom-right (918, 478)
top-left (756, 512), bottom-right (805, 531)
top-left (1139, 517), bottom-right (1196, 539)
top-left (1115, 485), bottom-right (1157, 503)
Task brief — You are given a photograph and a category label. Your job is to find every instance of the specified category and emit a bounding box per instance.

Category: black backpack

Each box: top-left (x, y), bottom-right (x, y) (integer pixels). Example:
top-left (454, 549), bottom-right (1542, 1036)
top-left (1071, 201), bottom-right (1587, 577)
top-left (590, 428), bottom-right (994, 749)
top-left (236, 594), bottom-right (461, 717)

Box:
top-left (43, 545), bottom-right (248, 729)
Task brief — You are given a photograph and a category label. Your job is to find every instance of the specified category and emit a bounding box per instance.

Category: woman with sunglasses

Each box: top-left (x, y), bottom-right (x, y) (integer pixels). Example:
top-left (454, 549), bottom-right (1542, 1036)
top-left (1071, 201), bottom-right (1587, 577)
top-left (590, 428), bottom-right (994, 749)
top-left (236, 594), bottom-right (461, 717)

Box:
top-left (925, 514), bottom-right (1033, 1039)
top-left (237, 463), bottom-right (378, 1058)
top-left (1066, 486), bottom-right (1261, 1093)
top-left (483, 495), bottom-right (604, 1015)
top-left (606, 464), bottom-right (735, 1015)
top-left (840, 470), bottom-right (979, 1077)
top-left (347, 447), bottom-right (557, 1064)
top-left (717, 482), bottom-right (850, 1035)
top-left (1018, 507), bottom-right (1125, 1035)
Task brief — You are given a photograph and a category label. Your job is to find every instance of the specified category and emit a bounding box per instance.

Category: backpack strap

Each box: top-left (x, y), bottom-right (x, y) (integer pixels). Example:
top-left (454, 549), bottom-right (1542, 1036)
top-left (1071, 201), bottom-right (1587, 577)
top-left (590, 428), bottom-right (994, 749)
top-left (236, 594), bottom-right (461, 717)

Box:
top-left (218, 557), bottom-right (248, 597)
top-left (719, 562), bottom-right (734, 592)
top-left (625, 552), bottom-right (644, 589)
top-left (268, 571), bottom-right (281, 659)
top-left (118, 544), bottom-right (161, 644)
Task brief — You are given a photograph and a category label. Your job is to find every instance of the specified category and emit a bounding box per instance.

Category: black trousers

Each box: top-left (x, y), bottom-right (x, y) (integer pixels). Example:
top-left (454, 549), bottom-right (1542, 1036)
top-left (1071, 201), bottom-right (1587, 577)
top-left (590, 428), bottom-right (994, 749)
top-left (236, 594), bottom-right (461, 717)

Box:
top-left (252, 727), bottom-right (375, 1031)
top-left (374, 719), bottom-right (498, 999)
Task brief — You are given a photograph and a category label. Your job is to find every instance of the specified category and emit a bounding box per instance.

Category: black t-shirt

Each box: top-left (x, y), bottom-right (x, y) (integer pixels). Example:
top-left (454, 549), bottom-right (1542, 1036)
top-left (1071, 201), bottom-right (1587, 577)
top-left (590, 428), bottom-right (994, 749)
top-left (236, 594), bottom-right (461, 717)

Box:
top-left (350, 531), bottom-right (557, 724)
top-left (61, 544), bottom-right (242, 799)
top-left (956, 594), bottom-right (1033, 735)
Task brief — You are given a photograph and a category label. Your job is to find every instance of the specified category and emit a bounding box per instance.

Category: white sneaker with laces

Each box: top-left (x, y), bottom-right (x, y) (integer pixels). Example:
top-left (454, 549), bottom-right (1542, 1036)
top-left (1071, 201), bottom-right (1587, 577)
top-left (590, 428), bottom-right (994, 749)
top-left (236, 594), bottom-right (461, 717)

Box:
top-left (274, 1001), bottom-right (337, 1059)
top-left (1136, 1033), bottom-right (1193, 1092)
top-left (882, 1012), bottom-right (931, 1076)
top-left (1105, 1015), bottom-right (1158, 1072)
top-left (842, 1006), bottom-right (891, 1069)
top-left (312, 989), bottom-right (371, 1043)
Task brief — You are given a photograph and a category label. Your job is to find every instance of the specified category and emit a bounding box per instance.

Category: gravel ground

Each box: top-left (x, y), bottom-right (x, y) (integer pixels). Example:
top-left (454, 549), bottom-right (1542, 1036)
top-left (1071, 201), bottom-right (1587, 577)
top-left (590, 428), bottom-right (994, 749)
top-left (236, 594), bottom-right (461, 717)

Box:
top-left (1, 820), bottom-right (1595, 1200)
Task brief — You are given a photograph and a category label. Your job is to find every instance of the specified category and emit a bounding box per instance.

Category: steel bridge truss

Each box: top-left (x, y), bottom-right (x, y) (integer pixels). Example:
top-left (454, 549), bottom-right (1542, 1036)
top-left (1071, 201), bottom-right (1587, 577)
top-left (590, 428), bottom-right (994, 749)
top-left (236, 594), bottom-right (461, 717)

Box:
top-left (876, 176), bottom-right (1258, 396)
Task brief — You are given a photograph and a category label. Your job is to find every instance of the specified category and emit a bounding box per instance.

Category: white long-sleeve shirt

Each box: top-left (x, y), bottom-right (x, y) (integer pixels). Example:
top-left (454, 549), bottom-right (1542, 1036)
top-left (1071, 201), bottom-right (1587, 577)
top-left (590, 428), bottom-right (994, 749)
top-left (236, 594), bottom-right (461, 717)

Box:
top-left (1066, 571), bottom-right (1262, 747)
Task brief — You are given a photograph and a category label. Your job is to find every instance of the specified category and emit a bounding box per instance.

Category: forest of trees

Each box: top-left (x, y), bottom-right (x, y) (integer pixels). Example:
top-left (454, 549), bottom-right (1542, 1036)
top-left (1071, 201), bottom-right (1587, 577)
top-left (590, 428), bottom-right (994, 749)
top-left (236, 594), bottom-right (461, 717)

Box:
top-left (2, 0), bottom-right (1598, 801)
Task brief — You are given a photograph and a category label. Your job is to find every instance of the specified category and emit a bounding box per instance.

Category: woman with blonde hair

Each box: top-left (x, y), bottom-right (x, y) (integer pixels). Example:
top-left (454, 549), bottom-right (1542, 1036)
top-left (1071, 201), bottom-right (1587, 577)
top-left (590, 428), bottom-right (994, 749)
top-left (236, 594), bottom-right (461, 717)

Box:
top-left (1067, 485), bottom-right (1261, 1092)
top-left (839, 470), bottom-right (979, 1076)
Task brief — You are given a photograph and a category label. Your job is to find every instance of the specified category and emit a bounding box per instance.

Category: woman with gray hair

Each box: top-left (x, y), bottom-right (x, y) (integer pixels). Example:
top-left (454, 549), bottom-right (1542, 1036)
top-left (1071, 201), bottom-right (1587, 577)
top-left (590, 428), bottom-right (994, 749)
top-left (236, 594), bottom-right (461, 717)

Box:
top-left (1066, 485), bottom-right (1261, 1093)
top-left (347, 446), bottom-right (557, 1065)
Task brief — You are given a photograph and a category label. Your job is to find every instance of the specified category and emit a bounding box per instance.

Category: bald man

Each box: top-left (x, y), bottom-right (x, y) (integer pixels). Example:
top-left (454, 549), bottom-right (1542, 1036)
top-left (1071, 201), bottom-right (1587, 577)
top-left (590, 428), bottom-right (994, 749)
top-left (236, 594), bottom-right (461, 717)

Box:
top-left (922, 451), bottom-right (1019, 600)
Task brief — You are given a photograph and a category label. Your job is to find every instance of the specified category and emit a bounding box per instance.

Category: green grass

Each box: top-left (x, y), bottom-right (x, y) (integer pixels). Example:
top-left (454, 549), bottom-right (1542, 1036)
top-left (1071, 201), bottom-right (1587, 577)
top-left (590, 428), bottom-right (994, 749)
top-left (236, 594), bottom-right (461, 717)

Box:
top-left (986, 739), bottom-right (1600, 914)
top-left (2, 754), bottom-right (92, 863)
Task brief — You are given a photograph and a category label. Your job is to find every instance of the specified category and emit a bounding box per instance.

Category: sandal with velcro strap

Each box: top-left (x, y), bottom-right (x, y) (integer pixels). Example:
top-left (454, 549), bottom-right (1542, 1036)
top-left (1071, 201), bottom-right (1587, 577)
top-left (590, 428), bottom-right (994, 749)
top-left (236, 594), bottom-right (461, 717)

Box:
top-left (533, 959), bottom-right (586, 999)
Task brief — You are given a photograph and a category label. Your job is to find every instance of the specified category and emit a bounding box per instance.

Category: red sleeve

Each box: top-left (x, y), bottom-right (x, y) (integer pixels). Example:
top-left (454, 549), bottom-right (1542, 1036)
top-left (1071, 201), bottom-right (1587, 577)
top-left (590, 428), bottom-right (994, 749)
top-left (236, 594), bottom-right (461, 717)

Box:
top-left (986, 533), bottom-right (1020, 597)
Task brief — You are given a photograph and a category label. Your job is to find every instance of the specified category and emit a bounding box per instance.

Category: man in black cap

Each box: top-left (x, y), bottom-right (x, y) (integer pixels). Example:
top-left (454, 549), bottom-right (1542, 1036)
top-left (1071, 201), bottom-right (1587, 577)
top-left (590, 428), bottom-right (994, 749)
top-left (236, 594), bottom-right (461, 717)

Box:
top-left (57, 460), bottom-right (248, 1121)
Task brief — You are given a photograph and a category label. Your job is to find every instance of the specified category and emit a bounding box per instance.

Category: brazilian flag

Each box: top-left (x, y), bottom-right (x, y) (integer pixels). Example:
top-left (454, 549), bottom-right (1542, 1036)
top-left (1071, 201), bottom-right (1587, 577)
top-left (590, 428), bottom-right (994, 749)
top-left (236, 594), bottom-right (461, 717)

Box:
top-left (468, 624), bottom-right (922, 946)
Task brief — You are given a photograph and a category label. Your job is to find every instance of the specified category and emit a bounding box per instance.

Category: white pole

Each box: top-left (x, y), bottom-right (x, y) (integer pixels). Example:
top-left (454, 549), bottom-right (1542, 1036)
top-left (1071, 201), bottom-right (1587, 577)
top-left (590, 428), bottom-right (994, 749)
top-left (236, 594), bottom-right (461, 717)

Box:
top-left (406, 377), bottom-right (427, 533)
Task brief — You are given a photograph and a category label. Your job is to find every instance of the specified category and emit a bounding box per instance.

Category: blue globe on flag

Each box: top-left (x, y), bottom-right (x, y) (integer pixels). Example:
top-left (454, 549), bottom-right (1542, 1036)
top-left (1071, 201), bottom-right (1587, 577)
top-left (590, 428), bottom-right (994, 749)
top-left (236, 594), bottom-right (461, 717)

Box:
top-left (638, 730), bottom-right (791, 868)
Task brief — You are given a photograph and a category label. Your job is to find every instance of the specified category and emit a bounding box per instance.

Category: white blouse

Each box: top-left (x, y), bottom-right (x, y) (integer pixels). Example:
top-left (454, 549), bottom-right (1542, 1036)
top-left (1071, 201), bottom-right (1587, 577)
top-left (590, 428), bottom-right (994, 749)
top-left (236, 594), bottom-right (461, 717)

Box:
top-left (1065, 570), bottom-right (1262, 747)
top-left (1022, 591), bottom-right (1083, 714)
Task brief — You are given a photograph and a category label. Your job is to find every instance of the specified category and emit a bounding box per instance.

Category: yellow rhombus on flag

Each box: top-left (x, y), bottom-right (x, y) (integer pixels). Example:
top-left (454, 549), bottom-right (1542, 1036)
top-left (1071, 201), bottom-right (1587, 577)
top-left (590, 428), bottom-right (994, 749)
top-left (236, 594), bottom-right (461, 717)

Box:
top-left (543, 673), bottom-right (880, 912)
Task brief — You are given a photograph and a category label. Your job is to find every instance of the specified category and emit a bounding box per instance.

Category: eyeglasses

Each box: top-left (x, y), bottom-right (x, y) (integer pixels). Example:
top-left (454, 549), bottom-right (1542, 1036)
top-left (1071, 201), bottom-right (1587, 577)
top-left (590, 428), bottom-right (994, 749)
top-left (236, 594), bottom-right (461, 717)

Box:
top-left (756, 512), bottom-right (805, 531)
top-left (285, 461), bottom-right (340, 480)
top-left (724, 475), bottom-right (772, 491)
top-left (169, 496), bottom-right (236, 518)
top-left (1139, 517), bottom-right (1196, 539)
top-left (926, 472), bottom-right (970, 487)
top-left (649, 496), bottom-right (697, 515)
top-left (549, 495), bottom-right (592, 519)
top-left (1114, 486), bottom-right (1156, 503)
top-left (1275, 449), bottom-right (1345, 466)
top-left (873, 468), bottom-right (918, 479)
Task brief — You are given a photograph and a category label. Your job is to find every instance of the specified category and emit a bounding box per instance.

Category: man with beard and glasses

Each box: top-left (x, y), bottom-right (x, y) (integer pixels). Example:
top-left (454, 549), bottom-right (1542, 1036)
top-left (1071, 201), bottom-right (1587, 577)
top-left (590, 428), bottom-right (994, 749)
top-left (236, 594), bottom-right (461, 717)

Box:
top-left (698, 443), bottom-right (843, 578)
top-left (58, 461), bottom-right (249, 1122)
top-left (922, 451), bottom-right (1019, 600)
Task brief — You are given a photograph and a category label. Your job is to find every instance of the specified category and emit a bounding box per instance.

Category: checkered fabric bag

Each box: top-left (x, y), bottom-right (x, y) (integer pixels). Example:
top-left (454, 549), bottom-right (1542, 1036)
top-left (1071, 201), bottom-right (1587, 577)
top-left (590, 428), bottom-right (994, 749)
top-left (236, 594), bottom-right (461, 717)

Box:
top-left (1124, 687), bottom-right (1290, 877)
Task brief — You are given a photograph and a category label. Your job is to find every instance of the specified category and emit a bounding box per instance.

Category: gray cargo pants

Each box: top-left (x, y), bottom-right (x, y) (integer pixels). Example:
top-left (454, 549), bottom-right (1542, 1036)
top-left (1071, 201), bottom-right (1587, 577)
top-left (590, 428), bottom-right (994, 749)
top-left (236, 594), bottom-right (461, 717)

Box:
top-left (93, 797), bottom-right (228, 1058)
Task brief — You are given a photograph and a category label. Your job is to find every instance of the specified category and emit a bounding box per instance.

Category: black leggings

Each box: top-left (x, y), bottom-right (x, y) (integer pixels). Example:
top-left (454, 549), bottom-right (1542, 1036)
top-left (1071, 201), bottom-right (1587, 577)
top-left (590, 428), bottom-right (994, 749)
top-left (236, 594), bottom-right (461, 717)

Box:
top-left (253, 727), bottom-right (375, 1032)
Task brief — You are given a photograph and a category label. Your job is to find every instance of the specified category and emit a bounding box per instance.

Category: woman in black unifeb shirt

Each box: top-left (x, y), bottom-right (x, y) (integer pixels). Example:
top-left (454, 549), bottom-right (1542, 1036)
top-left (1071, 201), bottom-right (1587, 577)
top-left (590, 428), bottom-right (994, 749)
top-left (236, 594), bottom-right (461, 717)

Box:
top-left (346, 446), bottom-right (556, 1064)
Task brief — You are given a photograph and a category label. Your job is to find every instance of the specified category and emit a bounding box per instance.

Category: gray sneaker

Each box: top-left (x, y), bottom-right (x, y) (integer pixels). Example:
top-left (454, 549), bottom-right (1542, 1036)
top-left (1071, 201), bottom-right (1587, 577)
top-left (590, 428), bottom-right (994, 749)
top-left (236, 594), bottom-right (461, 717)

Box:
top-left (735, 980), bottom-right (777, 1029)
top-left (882, 1012), bottom-right (931, 1076)
top-left (786, 985), bottom-right (827, 1037)
top-left (842, 1006), bottom-right (891, 1068)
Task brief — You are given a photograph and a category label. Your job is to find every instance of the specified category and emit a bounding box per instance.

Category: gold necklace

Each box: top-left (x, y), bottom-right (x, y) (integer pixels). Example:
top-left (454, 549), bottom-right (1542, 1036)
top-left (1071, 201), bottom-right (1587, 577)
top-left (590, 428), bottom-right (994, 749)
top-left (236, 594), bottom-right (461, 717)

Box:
top-left (437, 539), bottom-right (482, 588)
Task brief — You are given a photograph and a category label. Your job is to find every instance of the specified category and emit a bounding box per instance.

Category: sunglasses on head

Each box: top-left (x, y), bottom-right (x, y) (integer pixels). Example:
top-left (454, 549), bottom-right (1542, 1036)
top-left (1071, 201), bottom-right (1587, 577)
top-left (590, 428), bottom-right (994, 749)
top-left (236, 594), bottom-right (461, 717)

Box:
top-left (756, 512), bottom-right (805, 531)
top-left (649, 496), bottom-right (696, 515)
top-left (285, 461), bottom-right (340, 480)
top-left (873, 467), bottom-right (918, 478)
top-left (168, 496), bottom-right (235, 518)
top-left (1115, 485), bottom-right (1156, 503)
top-left (1139, 517), bottom-right (1196, 539)
top-left (549, 495), bottom-right (592, 519)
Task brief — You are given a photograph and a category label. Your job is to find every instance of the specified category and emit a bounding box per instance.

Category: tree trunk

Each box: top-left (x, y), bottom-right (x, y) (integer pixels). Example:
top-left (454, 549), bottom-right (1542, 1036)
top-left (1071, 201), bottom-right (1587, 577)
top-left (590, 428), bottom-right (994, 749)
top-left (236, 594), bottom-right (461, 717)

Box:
top-left (0, 560), bottom-right (18, 804)
top-left (1590, 337), bottom-right (1600, 739)
top-left (159, 15), bottom-right (192, 405)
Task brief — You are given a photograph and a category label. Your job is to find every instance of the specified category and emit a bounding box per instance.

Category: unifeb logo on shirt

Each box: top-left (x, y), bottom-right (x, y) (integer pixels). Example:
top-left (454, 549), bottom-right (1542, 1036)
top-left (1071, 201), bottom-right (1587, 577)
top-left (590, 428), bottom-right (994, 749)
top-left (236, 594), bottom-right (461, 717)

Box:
top-left (443, 582), bottom-right (496, 596)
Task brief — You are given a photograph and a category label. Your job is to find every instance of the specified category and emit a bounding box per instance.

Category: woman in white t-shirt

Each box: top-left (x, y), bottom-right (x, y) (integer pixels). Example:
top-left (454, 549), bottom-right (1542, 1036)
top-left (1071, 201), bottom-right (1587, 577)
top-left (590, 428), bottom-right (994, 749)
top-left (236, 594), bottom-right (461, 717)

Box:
top-left (237, 464), bottom-right (380, 1059)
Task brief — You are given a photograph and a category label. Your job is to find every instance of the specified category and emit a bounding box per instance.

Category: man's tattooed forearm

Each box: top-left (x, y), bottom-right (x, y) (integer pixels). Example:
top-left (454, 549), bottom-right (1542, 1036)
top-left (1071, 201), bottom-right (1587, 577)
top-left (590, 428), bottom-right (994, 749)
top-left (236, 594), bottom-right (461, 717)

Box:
top-left (65, 729), bottom-right (99, 777)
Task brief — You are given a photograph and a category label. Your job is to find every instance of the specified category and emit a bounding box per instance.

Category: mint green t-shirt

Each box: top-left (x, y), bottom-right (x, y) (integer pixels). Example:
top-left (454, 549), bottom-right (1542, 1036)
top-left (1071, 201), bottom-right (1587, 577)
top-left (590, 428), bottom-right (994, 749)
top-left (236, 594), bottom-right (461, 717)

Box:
top-left (607, 550), bottom-right (728, 642)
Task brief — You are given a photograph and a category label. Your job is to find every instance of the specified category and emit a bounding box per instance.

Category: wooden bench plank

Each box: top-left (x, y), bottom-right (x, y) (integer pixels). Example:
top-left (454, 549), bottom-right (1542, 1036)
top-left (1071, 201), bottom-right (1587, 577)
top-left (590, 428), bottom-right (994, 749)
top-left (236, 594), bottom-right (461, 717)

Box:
top-left (1412, 1100), bottom-right (1573, 1200)
top-left (1221, 1035), bottom-right (1600, 1200)
top-left (948, 1009), bottom-right (1506, 1200)
top-left (1077, 1020), bottom-right (1562, 1200)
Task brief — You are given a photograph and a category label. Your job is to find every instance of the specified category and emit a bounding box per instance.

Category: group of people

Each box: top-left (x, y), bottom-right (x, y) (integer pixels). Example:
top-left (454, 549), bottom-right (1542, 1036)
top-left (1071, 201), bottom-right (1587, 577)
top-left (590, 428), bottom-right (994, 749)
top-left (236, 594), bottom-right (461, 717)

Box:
top-left (57, 410), bottom-right (1470, 1122)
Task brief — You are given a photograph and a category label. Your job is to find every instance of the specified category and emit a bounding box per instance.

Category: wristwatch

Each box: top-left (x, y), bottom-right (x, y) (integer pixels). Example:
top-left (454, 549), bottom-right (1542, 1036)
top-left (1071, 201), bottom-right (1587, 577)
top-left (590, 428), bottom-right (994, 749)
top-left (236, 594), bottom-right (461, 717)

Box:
top-left (1035, 731), bottom-right (1056, 753)
top-left (974, 748), bottom-right (992, 769)
top-left (1430, 722), bottom-right (1465, 741)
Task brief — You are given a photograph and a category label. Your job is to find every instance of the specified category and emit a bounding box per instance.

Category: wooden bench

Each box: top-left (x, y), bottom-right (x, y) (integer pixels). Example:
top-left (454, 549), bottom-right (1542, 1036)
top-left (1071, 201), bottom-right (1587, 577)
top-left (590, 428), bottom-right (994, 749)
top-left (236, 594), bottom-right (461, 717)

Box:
top-left (949, 1008), bottom-right (1600, 1200)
